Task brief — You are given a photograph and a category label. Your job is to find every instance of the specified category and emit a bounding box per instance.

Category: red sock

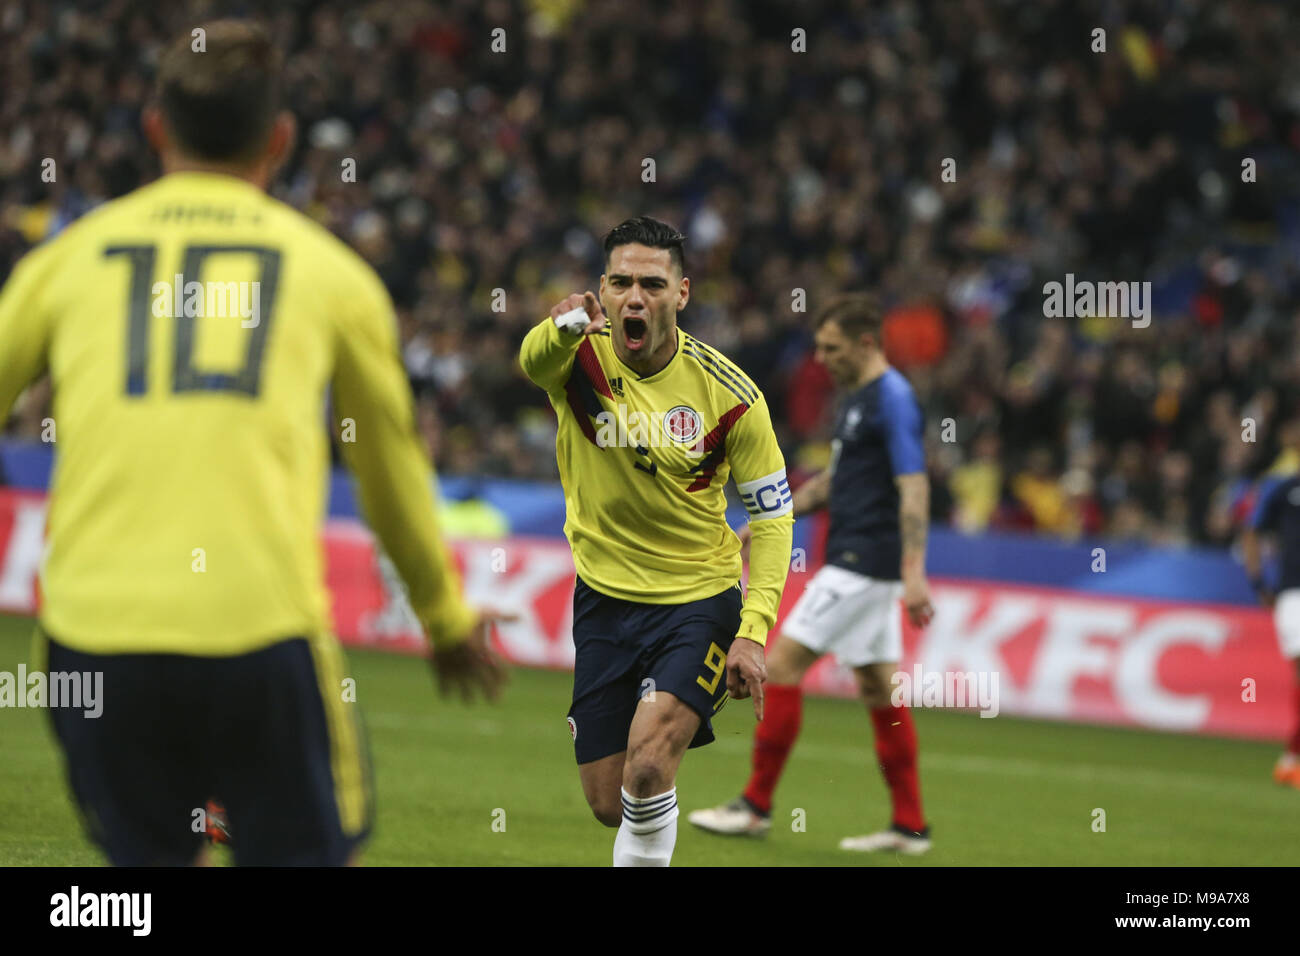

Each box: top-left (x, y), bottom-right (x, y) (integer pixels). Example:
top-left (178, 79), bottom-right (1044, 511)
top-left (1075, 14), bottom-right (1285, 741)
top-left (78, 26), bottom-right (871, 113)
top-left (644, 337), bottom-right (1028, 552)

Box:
top-left (1289, 685), bottom-right (1300, 757)
top-left (870, 704), bottom-right (926, 834)
top-left (742, 684), bottom-right (802, 815)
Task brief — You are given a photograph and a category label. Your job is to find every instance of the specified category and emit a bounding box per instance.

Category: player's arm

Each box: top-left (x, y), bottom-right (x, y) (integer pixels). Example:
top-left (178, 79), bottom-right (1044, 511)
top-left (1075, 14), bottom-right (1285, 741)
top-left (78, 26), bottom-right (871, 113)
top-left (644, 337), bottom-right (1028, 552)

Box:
top-left (896, 472), bottom-right (934, 627)
top-left (1242, 479), bottom-right (1284, 606)
top-left (519, 292), bottom-right (606, 392)
top-left (0, 246), bottom-right (57, 426)
top-left (734, 466), bottom-right (827, 558)
top-left (884, 384), bottom-right (934, 628)
top-left (727, 393), bottom-right (795, 718)
top-left (332, 266), bottom-right (505, 698)
top-left (792, 467), bottom-right (832, 516)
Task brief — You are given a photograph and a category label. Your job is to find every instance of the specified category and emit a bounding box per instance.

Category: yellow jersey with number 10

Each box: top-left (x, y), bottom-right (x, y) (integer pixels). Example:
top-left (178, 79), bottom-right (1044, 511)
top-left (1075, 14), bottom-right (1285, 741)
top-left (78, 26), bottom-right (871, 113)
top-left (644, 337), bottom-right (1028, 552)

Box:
top-left (0, 171), bottom-right (476, 655)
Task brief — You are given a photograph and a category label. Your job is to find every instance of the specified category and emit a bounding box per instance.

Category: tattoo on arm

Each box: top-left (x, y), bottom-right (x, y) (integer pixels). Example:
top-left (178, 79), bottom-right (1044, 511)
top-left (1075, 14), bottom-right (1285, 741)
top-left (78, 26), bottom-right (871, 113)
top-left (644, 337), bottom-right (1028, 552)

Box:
top-left (901, 509), bottom-right (928, 553)
top-left (897, 474), bottom-right (929, 560)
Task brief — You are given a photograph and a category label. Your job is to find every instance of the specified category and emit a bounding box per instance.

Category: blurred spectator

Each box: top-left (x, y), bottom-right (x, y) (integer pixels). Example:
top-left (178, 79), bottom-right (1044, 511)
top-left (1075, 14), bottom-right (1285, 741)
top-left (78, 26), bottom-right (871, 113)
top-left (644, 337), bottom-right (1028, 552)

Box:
top-left (950, 428), bottom-right (1003, 533)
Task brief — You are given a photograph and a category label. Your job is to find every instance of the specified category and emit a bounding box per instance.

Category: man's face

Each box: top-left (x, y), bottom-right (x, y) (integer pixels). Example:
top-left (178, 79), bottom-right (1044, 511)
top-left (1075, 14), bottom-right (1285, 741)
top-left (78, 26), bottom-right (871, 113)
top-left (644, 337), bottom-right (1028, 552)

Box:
top-left (600, 244), bottom-right (688, 369)
top-left (814, 319), bottom-right (873, 387)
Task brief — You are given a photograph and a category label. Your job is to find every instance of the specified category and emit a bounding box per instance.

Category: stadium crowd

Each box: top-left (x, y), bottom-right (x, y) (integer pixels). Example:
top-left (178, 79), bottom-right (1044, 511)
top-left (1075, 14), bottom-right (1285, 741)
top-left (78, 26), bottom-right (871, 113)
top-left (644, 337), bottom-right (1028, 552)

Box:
top-left (2, 0), bottom-right (1299, 549)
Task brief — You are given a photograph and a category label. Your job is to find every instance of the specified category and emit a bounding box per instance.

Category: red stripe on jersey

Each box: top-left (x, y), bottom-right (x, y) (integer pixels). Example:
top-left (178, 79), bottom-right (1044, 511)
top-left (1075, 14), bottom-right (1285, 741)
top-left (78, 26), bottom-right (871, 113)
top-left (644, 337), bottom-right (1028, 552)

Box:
top-left (560, 337), bottom-right (613, 446)
top-left (575, 338), bottom-right (614, 399)
top-left (564, 378), bottom-right (601, 445)
top-left (686, 402), bottom-right (749, 491)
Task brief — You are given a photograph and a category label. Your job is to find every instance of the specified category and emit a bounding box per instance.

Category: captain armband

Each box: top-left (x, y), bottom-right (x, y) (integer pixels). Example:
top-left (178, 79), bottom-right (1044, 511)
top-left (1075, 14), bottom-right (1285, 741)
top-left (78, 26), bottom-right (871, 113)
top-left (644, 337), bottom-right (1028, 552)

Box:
top-left (736, 469), bottom-right (793, 520)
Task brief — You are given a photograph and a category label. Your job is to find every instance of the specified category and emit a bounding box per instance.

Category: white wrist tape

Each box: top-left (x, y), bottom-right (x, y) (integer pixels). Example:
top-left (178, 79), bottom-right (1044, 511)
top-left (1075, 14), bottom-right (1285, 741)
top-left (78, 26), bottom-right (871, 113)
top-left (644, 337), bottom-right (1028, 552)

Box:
top-left (554, 307), bottom-right (589, 335)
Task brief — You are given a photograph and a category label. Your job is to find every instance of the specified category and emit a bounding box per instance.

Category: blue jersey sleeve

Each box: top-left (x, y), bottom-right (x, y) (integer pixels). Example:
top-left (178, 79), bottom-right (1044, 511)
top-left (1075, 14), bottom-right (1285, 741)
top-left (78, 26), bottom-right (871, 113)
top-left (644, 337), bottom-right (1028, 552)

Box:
top-left (880, 374), bottom-right (925, 477)
top-left (1251, 477), bottom-right (1290, 532)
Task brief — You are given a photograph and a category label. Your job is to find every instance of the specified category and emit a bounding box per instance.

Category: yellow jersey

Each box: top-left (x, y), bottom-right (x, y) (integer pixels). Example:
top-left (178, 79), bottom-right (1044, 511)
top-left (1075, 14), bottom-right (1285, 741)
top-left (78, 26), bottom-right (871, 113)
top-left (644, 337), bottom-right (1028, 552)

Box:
top-left (519, 315), bottom-right (793, 644)
top-left (0, 171), bottom-right (475, 655)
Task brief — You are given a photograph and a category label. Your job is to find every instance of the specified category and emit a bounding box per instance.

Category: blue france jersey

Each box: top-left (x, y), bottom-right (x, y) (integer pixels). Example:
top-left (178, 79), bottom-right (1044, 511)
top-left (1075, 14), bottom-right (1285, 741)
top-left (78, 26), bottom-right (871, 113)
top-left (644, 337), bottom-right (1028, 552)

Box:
top-left (824, 367), bottom-right (925, 580)
top-left (1251, 474), bottom-right (1300, 591)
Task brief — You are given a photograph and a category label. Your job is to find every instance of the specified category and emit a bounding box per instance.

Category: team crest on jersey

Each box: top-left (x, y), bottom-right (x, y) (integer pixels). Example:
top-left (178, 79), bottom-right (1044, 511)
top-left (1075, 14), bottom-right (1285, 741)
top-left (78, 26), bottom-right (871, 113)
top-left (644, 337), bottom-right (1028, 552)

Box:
top-left (844, 405), bottom-right (862, 435)
top-left (663, 406), bottom-right (702, 444)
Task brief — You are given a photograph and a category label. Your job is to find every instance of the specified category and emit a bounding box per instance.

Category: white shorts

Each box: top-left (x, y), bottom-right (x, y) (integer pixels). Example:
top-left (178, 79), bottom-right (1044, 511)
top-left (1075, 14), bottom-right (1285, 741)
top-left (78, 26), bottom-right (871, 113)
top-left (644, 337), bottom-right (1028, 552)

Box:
top-left (1273, 589), bottom-right (1300, 659)
top-left (781, 564), bottom-right (904, 668)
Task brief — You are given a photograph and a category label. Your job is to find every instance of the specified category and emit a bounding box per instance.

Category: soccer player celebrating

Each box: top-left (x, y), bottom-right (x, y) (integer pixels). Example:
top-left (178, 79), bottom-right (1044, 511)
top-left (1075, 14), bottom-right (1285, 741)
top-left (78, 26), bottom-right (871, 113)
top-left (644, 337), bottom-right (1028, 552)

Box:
top-left (0, 21), bottom-right (504, 865)
top-left (1240, 458), bottom-right (1300, 790)
top-left (689, 294), bottom-right (936, 854)
top-left (519, 217), bottom-right (794, 866)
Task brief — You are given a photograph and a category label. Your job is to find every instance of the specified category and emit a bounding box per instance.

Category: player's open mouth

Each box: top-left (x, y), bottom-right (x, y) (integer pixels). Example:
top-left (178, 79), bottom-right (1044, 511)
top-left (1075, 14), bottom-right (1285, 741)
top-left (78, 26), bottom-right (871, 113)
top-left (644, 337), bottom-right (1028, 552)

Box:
top-left (623, 316), bottom-right (647, 351)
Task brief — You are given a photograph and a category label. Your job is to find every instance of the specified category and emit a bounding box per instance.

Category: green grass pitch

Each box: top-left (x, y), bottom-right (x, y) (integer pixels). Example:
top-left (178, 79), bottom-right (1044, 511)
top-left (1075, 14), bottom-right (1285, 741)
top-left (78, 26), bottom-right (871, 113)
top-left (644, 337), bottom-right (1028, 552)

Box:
top-left (1, 611), bottom-right (1295, 866)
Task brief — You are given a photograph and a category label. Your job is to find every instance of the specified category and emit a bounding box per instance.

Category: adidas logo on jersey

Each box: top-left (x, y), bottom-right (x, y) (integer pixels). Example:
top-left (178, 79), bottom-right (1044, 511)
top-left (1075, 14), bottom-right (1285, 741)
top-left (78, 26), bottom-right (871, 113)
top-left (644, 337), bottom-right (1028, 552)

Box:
top-left (608, 376), bottom-right (624, 397)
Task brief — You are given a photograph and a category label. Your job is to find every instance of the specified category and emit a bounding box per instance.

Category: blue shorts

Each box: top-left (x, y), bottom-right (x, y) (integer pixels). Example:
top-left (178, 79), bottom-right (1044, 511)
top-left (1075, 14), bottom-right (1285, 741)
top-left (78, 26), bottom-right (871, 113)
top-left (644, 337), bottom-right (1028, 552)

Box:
top-left (43, 631), bottom-right (374, 866)
top-left (567, 577), bottom-right (743, 764)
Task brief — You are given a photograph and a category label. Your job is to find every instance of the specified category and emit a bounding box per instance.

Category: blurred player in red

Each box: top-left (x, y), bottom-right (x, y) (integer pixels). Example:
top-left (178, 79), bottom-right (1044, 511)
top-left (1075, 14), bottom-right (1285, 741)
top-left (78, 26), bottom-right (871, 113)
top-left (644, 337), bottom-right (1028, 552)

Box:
top-left (1240, 450), bottom-right (1300, 789)
top-left (689, 294), bottom-right (936, 853)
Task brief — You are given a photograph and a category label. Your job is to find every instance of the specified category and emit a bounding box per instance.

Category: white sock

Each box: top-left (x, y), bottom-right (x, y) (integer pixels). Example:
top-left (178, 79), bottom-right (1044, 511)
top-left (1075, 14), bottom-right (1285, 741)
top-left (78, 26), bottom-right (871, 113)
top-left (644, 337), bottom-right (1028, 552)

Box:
top-left (613, 786), bottom-right (678, 867)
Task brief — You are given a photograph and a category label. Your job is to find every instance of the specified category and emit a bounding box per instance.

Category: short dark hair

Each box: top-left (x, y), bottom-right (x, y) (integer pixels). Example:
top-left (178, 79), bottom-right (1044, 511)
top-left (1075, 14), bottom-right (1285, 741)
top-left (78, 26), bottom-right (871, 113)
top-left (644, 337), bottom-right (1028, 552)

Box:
top-left (156, 20), bottom-right (282, 163)
top-left (603, 217), bottom-right (687, 275)
top-left (815, 293), bottom-right (883, 341)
